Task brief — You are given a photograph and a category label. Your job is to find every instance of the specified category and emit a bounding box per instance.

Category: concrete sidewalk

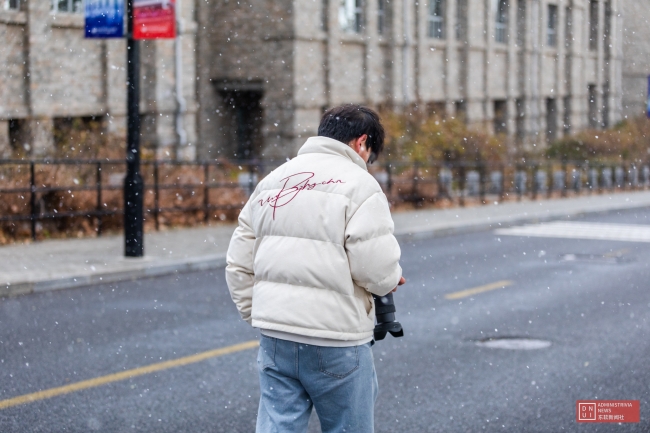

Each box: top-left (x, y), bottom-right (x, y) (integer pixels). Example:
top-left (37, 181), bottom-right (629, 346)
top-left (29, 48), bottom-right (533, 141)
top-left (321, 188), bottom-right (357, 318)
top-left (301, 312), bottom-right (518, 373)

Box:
top-left (3, 191), bottom-right (650, 297)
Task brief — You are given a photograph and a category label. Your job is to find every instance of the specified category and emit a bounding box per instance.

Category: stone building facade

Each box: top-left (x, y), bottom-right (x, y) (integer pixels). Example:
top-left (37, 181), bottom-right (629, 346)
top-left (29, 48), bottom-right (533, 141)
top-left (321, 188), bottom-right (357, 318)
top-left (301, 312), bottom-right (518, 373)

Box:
top-left (0, 0), bottom-right (632, 160)
top-left (620, 0), bottom-right (650, 120)
top-left (197, 0), bottom-right (624, 159)
top-left (0, 0), bottom-right (198, 159)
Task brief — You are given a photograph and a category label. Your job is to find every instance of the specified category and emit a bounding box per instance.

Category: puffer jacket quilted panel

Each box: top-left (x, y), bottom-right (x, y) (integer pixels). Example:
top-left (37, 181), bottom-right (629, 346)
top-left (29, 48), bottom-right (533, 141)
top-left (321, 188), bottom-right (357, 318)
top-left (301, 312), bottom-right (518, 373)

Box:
top-left (226, 136), bottom-right (402, 340)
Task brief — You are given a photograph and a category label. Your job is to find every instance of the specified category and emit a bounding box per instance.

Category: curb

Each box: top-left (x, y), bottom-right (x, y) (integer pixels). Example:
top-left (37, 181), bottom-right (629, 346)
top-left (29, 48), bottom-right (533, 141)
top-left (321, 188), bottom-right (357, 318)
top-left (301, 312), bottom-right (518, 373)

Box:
top-left (3, 201), bottom-right (650, 298)
top-left (394, 203), bottom-right (650, 242)
top-left (2, 255), bottom-right (227, 298)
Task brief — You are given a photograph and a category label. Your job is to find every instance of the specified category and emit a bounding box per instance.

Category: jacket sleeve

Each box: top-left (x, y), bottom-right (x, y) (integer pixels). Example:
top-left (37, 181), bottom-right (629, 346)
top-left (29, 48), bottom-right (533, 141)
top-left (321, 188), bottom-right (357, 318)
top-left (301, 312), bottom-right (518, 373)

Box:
top-left (225, 200), bottom-right (256, 324)
top-left (345, 192), bottom-right (402, 296)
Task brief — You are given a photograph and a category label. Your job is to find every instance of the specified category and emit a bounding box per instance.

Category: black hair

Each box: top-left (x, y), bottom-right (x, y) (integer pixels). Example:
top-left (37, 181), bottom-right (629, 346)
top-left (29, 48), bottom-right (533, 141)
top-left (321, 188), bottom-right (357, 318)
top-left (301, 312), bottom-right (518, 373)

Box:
top-left (317, 105), bottom-right (385, 159)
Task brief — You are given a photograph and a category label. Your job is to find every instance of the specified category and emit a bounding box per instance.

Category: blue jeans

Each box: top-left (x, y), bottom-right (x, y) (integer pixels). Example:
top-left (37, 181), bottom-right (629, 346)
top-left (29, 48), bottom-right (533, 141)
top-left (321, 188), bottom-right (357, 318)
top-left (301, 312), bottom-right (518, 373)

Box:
top-left (256, 335), bottom-right (378, 433)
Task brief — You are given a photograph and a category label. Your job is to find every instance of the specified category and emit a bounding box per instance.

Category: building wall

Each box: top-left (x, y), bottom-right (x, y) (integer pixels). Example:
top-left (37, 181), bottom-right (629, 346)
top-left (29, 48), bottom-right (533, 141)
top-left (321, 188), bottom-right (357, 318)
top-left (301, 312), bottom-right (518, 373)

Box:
top-left (199, 0), bottom-right (623, 158)
top-left (0, 0), bottom-right (197, 159)
top-left (621, 0), bottom-right (650, 120)
top-left (195, 0), bottom-right (296, 160)
top-left (0, 0), bottom-right (633, 161)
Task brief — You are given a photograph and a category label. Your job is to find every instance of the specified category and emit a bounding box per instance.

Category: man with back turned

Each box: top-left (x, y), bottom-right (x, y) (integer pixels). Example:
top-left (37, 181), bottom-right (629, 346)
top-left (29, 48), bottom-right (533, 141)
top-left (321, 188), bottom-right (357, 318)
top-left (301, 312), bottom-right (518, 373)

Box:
top-left (226, 104), bottom-right (405, 432)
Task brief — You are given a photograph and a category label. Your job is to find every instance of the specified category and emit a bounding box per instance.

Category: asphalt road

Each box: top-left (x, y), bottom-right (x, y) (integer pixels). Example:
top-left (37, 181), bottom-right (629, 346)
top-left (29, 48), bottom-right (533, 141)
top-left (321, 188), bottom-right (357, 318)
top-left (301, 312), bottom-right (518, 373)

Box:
top-left (1, 208), bottom-right (649, 432)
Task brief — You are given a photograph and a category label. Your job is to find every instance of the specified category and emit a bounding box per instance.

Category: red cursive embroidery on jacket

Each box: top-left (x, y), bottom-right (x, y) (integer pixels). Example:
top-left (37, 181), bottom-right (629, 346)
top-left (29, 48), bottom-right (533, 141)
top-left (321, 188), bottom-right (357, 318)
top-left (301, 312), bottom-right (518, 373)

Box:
top-left (258, 172), bottom-right (345, 219)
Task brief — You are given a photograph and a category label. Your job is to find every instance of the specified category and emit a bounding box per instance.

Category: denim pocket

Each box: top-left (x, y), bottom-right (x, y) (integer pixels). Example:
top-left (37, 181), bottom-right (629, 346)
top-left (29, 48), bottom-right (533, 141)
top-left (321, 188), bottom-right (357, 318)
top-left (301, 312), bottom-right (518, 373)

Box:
top-left (317, 346), bottom-right (359, 379)
top-left (257, 335), bottom-right (276, 370)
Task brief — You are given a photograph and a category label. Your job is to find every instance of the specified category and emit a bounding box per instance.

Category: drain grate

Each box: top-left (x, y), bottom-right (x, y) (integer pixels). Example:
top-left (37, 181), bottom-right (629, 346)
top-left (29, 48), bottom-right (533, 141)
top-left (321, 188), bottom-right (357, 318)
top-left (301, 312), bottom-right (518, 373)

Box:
top-left (476, 337), bottom-right (551, 350)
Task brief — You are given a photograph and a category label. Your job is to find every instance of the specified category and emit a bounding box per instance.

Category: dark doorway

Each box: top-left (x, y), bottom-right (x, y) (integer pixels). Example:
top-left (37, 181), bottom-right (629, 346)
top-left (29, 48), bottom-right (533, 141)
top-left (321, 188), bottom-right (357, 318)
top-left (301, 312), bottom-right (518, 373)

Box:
top-left (215, 80), bottom-right (264, 161)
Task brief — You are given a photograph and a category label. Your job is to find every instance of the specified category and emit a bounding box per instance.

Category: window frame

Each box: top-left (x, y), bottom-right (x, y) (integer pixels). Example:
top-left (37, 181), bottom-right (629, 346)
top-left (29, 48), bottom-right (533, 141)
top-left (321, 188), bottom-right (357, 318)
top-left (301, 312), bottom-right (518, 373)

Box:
top-left (455, 0), bottom-right (467, 41)
top-left (589, 0), bottom-right (598, 51)
top-left (494, 0), bottom-right (508, 44)
top-left (547, 4), bottom-right (558, 47)
top-left (427, 0), bottom-right (445, 39)
top-left (52, 0), bottom-right (84, 14)
top-left (494, 100), bottom-right (508, 135)
top-left (339, 0), bottom-right (364, 34)
top-left (516, 0), bottom-right (525, 46)
top-left (4, 0), bottom-right (20, 10)
top-left (377, 0), bottom-right (386, 35)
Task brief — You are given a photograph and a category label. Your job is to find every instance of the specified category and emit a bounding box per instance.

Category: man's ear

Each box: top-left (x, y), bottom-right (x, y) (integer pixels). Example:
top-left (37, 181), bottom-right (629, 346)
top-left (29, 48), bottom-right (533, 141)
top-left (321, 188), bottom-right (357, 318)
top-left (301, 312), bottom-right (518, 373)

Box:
top-left (352, 134), bottom-right (368, 152)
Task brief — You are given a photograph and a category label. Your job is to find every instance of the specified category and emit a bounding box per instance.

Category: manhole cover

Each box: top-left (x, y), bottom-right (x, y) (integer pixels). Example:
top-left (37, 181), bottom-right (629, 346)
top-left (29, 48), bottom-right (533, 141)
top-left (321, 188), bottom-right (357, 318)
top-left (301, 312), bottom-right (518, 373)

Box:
top-left (476, 338), bottom-right (551, 350)
top-left (559, 253), bottom-right (632, 264)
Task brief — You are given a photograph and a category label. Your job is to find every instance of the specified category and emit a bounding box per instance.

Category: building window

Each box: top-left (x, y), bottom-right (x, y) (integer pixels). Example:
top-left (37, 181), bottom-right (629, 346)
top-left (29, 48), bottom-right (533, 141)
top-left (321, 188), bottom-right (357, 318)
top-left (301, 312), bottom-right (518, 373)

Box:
top-left (377, 0), bottom-right (386, 35)
top-left (428, 0), bottom-right (444, 39)
top-left (52, 0), bottom-right (83, 13)
top-left (455, 100), bottom-right (467, 121)
top-left (588, 84), bottom-right (598, 128)
top-left (516, 98), bottom-right (525, 143)
top-left (4, 0), bottom-right (20, 10)
top-left (516, 0), bottom-right (525, 46)
top-left (321, 0), bottom-right (328, 31)
top-left (339, 0), bottom-right (364, 33)
top-left (9, 119), bottom-right (28, 152)
top-left (495, 0), bottom-right (508, 44)
top-left (494, 100), bottom-right (508, 134)
top-left (546, 98), bottom-right (557, 141)
top-left (456, 0), bottom-right (467, 41)
top-left (563, 96), bottom-right (571, 134)
top-left (547, 5), bottom-right (558, 47)
top-left (589, 0), bottom-right (598, 51)
top-left (602, 84), bottom-right (609, 128)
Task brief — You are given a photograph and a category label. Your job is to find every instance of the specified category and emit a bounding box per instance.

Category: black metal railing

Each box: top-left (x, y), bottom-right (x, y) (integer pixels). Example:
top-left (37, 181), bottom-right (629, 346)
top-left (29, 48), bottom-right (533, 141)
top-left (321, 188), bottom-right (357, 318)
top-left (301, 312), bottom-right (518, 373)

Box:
top-left (1, 158), bottom-right (649, 241)
top-left (0, 159), bottom-right (279, 240)
top-left (370, 160), bottom-right (650, 207)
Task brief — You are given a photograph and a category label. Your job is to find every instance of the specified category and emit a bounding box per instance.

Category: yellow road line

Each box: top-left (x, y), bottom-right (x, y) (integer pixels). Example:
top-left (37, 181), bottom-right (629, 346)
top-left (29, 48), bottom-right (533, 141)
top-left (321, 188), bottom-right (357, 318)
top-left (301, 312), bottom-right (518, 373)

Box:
top-left (444, 280), bottom-right (514, 300)
top-left (0, 340), bottom-right (259, 411)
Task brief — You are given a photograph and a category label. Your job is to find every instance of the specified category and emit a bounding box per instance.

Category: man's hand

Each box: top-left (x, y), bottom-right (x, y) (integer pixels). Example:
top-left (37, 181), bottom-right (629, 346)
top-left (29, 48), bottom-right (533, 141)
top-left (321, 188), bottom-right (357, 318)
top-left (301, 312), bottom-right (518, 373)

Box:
top-left (391, 276), bottom-right (406, 293)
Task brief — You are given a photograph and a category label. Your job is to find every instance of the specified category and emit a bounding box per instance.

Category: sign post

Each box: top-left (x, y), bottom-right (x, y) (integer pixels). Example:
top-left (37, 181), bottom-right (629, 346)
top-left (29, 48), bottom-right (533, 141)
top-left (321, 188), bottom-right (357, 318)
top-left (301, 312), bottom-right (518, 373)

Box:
top-left (85, 0), bottom-right (175, 257)
top-left (124, 0), bottom-right (144, 257)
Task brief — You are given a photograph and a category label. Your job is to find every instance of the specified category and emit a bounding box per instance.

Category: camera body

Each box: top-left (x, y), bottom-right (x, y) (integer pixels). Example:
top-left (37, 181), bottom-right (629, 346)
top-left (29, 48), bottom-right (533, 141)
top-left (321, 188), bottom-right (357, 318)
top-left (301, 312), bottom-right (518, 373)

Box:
top-left (372, 292), bottom-right (404, 341)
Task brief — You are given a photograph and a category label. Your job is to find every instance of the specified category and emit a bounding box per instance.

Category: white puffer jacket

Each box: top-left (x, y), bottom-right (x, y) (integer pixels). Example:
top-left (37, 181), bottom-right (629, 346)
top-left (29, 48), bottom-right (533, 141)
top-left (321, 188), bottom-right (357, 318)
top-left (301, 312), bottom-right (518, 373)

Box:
top-left (225, 136), bottom-right (402, 341)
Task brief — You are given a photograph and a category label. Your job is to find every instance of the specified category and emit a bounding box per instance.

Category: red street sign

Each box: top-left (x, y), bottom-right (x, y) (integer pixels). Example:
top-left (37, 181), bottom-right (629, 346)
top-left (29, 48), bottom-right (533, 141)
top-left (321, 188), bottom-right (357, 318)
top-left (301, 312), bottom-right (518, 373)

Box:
top-left (133, 0), bottom-right (176, 39)
top-left (576, 400), bottom-right (640, 423)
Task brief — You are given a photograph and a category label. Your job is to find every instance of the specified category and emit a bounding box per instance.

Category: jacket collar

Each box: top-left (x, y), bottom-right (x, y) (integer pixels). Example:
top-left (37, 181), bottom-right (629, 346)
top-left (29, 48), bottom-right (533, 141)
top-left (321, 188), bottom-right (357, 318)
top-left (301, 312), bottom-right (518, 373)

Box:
top-left (297, 136), bottom-right (368, 171)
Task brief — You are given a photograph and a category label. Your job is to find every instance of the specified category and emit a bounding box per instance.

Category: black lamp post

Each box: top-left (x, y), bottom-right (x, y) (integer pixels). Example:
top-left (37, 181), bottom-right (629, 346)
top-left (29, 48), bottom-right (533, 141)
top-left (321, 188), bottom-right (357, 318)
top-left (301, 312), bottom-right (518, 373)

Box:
top-left (124, 0), bottom-right (144, 257)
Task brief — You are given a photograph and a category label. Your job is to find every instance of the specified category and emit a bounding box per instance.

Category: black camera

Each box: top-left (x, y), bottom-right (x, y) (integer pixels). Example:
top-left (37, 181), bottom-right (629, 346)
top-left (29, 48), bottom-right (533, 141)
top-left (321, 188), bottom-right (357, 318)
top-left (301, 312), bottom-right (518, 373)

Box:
top-left (372, 292), bottom-right (404, 341)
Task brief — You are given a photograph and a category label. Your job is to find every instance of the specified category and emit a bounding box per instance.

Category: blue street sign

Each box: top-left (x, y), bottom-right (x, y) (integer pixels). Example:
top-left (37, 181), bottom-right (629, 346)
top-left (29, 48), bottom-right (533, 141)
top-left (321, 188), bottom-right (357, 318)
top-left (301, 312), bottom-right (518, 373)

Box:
top-left (85, 0), bottom-right (124, 38)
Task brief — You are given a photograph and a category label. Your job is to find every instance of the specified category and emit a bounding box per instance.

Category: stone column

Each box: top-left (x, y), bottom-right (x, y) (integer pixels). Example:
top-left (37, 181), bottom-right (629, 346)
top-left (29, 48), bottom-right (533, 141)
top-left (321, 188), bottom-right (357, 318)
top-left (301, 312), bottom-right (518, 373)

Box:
top-left (464, 0), bottom-right (487, 128)
top-left (365, 0), bottom-right (381, 105)
top-left (414, 0), bottom-right (424, 106)
top-left (595, 0), bottom-right (605, 127)
top-left (25, 0), bottom-right (55, 157)
top-left (527, 0), bottom-right (542, 146)
top-left (175, 0), bottom-right (198, 161)
top-left (445, 0), bottom-right (458, 115)
top-left (554, 0), bottom-right (566, 138)
top-left (28, 117), bottom-right (54, 157)
top-left (0, 121), bottom-right (10, 158)
top-left (506, 0), bottom-right (518, 144)
top-left (105, 39), bottom-right (127, 140)
top-left (568, 1), bottom-right (586, 132)
top-left (606, 0), bottom-right (623, 126)
top-left (327, 0), bottom-right (341, 108)
top-left (484, 0), bottom-right (496, 133)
